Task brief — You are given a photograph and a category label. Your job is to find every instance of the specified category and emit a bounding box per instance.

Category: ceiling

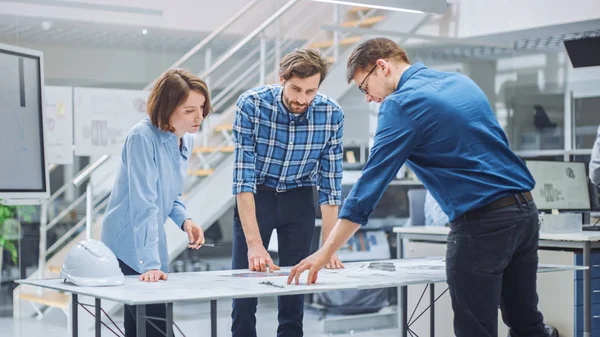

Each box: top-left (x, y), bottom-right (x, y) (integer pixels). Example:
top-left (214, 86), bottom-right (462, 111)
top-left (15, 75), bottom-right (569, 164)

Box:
top-left (0, 14), bottom-right (244, 52)
top-left (1, 12), bottom-right (599, 62)
top-left (408, 19), bottom-right (600, 61)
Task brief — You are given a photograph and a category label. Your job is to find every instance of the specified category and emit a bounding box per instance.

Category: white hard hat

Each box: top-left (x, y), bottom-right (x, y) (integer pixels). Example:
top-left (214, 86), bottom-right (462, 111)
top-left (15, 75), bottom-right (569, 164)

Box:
top-left (60, 239), bottom-right (125, 287)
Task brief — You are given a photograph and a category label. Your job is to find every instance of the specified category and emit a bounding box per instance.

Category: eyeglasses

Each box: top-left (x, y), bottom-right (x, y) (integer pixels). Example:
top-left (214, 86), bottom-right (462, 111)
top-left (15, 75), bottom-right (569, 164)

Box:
top-left (358, 64), bottom-right (378, 95)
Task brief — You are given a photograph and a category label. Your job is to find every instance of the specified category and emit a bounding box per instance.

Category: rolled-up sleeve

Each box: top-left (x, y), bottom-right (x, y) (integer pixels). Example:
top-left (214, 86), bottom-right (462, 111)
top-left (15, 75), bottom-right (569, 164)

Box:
top-left (126, 133), bottom-right (161, 272)
top-left (590, 125), bottom-right (600, 185)
top-left (318, 110), bottom-right (344, 205)
top-left (339, 99), bottom-right (419, 226)
top-left (232, 95), bottom-right (257, 194)
top-left (169, 197), bottom-right (188, 230)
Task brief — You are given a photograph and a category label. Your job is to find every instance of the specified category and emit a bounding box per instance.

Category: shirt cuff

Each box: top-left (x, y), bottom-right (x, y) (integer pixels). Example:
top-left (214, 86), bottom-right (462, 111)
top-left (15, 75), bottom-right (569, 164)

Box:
top-left (338, 197), bottom-right (369, 226)
top-left (137, 248), bottom-right (161, 273)
top-left (233, 181), bottom-right (256, 194)
top-left (318, 190), bottom-right (341, 206)
top-left (170, 210), bottom-right (188, 230)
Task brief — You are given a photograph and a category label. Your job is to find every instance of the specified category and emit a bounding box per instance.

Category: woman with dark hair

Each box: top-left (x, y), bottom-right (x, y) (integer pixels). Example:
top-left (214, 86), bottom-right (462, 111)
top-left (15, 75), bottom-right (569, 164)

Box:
top-left (101, 68), bottom-right (211, 336)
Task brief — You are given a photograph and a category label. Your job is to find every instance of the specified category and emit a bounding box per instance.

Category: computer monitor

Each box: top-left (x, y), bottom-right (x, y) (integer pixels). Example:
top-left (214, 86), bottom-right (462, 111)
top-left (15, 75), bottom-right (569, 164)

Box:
top-left (525, 160), bottom-right (591, 211)
top-left (0, 43), bottom-right (50, 200)
top-left (314, 181), bottom-right (411, 220)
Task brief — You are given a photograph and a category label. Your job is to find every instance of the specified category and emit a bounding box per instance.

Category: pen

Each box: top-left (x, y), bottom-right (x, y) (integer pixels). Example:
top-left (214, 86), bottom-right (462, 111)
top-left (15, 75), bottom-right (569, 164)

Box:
top-left (188, 243), bottom-right (220, 247)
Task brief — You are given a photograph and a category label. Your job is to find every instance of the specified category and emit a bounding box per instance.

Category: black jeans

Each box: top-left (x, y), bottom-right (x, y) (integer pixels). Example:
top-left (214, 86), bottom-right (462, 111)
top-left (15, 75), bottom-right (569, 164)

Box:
top-left (446, 197), bottom-right (548, 337)
top-left (231, 186), bottom-right (316, 337)
top-left (118, 260), bottom-right (167, 337)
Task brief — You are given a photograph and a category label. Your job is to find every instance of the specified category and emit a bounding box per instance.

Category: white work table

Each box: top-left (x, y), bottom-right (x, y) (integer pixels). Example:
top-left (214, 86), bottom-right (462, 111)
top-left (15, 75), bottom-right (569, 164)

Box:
top-left (16, 257), bottom-right (581, 337)
top-left (393, 226), bottom-right (600, 337)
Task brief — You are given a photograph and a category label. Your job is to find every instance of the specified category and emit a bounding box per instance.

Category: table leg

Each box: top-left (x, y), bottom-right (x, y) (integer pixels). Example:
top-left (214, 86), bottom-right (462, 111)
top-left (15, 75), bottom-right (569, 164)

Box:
top-left (95, 298), bottom-right (101, 337)
top-left (401, 286), bottom-right (408, 337)
top-left (71, 294), bottom-right (78, 337)
top-left (397, 233), bottom-right (405, 335)
top-left (396, 233), bottom-right (404, 259)
top-left (166, 303), bottom-right (174, 337)
top-left (430, 283), bottom-right (435, 337)
top-left (211, 300), bottom-right (217, 337)
top-left (136, 305), bottom-right (146, 337)
top-left (584, 242), bottom-right (591, 337)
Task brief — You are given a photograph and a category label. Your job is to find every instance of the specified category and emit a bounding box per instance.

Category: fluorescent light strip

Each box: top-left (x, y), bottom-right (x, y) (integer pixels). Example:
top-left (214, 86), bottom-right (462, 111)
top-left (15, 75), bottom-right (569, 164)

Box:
top-left (310, 0), bottom-right (425, 14)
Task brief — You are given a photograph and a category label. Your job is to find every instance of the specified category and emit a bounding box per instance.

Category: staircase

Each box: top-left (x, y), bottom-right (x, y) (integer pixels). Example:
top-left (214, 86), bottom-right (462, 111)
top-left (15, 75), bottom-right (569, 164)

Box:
top-left (180, 3), bottom-right (396, 235)
top-left (12, 0), bottom-right (412, 330)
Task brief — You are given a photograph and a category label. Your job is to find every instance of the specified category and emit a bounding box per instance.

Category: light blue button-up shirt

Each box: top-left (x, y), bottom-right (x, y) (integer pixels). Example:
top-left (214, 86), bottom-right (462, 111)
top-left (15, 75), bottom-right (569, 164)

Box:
top-left (101, 117), bottom-right (194, 274)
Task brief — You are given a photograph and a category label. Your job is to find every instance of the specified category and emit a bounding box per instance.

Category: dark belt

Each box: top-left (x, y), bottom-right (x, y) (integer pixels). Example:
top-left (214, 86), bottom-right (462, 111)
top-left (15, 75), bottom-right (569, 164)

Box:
top-left (467, 191), bottom-right (533, 214)
top-left (256, 184), bottom-right (310, 193)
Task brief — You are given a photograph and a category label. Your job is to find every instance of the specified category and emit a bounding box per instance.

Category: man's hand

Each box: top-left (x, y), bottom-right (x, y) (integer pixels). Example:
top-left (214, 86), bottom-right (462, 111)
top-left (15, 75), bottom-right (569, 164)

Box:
top-left (183, 219), bottom-right (205, 249)
top-left (325, 253), bottom-right (344, 269)
top-left (287, 248), bottom-right (330, 285)
top-left (140, 269), bottom-right (168, 282)
top-left (248, 242), bottom-right (280, 272)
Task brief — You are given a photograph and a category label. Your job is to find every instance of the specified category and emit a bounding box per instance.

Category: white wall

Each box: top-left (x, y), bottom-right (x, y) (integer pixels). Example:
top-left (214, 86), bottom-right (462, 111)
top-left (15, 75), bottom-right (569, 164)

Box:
top-left (23, 43), bottom-right (204, 88)
top-left (457, 0), bottom-right (600, 38)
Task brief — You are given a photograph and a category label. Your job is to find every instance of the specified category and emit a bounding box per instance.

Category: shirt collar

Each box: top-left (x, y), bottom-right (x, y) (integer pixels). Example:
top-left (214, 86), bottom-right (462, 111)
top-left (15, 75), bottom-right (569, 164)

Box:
top-left (397, 62), bottom-right (427, 91)
top-left (180, 136), bottom-right (190, 159)
top-left (275, 84), bottom-right (314, 121)
top-left (144, 117), bottom-right (178, 144)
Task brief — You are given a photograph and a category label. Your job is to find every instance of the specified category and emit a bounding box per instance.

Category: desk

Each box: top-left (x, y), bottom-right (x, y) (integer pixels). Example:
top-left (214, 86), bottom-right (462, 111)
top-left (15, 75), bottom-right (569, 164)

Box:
top-left (394, 227), bottom-right (600, 337)
top-left (16, 257), bottom-right (580, 337)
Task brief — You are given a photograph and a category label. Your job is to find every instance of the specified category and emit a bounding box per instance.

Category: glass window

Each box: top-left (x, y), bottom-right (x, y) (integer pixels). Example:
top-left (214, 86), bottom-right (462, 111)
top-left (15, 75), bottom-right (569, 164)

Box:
top-left (499, 53), bottom-right (566, 151)
top-left (573, 96), bottom-right (600, 149)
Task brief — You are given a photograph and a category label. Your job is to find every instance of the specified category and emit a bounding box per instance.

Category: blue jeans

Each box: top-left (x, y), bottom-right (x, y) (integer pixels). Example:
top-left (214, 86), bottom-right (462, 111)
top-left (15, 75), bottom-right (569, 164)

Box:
top-left (231, 186), bottom-right (316, 337)
top-left (446, 197), bottom-right (548, 337)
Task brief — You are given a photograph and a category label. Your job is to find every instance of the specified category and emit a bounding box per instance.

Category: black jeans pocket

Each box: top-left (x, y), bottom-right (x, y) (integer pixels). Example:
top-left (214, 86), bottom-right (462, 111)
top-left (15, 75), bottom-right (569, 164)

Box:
top-left (467, 224), bottom-right (517, 276)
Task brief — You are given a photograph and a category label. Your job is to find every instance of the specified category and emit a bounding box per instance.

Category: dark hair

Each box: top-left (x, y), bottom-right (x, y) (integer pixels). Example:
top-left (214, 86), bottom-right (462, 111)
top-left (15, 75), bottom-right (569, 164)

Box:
top-left (346, 37), bottom-right (410, 83)
top-left (279, 48), bottom-right (330, 85)
top-left (147, 68), bottom-right (211, 132)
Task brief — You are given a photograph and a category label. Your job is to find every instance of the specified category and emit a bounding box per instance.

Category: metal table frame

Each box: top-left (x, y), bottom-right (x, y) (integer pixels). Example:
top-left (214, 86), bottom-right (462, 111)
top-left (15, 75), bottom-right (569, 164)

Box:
top-left (69, 296), bottom-right (218, 337)
top-left (19, 257), bottom-right (580, 337)
top-left (68, 288), bottom-right (433, 337)
top-left (396, 230), bottom-right (600, 337)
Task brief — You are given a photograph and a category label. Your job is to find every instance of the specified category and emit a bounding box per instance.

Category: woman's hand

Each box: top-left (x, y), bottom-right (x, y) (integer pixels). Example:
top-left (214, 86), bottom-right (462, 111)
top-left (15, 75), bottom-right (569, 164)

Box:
top-left (140, 269), bottom-right (168, 282)
top-left (183, 219), bottom-right (205, 249)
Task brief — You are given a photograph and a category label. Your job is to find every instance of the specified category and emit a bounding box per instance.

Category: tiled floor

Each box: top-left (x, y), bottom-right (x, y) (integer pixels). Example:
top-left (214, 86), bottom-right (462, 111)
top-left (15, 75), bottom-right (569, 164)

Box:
top-left (1, 297), bottom-right (401, 337)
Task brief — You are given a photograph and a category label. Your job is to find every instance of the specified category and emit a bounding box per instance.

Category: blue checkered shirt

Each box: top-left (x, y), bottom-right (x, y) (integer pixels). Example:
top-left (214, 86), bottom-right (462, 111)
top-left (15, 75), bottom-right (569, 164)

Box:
top-left (232, 85), bottom-right (344, 205)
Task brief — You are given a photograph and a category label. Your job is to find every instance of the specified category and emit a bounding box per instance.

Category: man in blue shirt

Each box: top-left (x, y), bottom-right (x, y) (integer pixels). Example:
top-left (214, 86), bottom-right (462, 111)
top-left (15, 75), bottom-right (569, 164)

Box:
top-left (231, 48), bottom-right (344, 337)
top-left (288, 38), bottom-right (550, 337)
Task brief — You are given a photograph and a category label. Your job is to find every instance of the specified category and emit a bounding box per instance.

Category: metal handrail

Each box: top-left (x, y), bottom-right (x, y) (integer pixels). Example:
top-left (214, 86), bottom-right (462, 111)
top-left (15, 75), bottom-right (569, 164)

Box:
top-left (142, 0), bottom-right (261, 91)
top-left (47, 153), bottom-right (110, 203)
top-left (46, 193), bottom-right (87, 231)
top-left (189, 2), bottom-right (359, 166)
top-left (46, 190), bottom-right (110, 256)
top-left (210, 46), bottom-right (262, 90)
top-left (199, 0), bottom-right (299, 80)
top-left (207, 3), bottom-right (330, 112)
top-left (73, 154), bottom-right (111, 187)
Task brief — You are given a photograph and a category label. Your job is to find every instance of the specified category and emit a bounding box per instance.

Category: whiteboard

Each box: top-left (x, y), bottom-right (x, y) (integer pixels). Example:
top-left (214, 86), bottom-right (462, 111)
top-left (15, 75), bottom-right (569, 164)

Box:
top-left (526, 160), bottom-right (591, 210)
top-left (73, 87), bottom-right (148, 156)
top-left (0, 43), bottom-right (50, 200)
top-left (44, 86), bottom-right (73, 165)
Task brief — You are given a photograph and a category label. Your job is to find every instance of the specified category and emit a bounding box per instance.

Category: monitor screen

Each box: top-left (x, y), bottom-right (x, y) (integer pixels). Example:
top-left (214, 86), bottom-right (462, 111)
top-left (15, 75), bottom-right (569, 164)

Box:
top-left (314, 182), bottom-right (411, 219)
top-left (526, 160), bottom-right (591, 210)
top-left (0, 43), bottom-right (49, 199)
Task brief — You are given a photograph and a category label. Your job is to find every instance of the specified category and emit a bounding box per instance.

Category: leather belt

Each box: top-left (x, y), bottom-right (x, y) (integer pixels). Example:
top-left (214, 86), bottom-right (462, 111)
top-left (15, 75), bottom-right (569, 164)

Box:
top-left (256, 184), bottom-right (310, 193)
top-left (467, 191), bottom-right (533, 214)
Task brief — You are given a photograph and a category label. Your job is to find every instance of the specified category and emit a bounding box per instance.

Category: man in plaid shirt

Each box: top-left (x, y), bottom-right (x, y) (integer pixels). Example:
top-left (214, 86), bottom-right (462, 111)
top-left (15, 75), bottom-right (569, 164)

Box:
top-left (231, 48), bottom-right (344, 337)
